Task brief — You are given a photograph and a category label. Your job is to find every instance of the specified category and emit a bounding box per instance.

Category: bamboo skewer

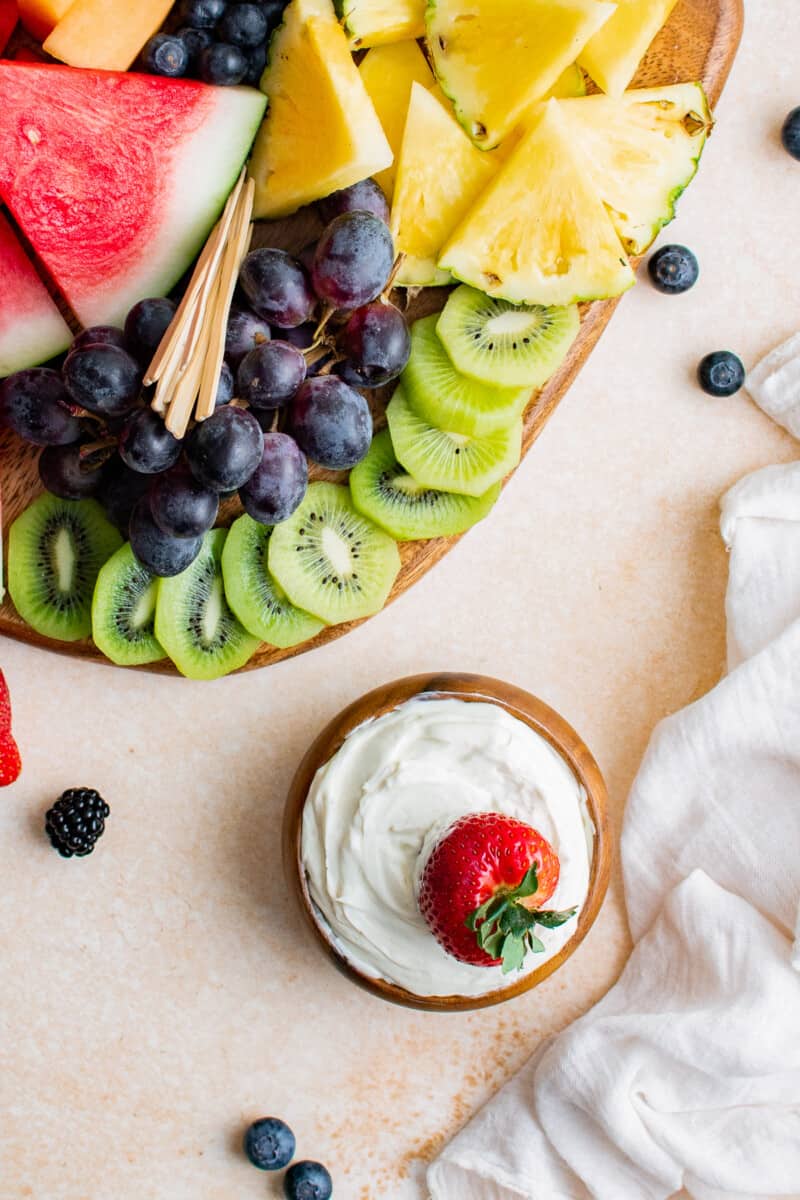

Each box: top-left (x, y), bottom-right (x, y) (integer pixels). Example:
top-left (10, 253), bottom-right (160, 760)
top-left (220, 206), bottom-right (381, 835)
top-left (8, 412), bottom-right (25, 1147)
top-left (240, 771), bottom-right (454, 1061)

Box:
top-left (144, 170), bottom-right (253, 436)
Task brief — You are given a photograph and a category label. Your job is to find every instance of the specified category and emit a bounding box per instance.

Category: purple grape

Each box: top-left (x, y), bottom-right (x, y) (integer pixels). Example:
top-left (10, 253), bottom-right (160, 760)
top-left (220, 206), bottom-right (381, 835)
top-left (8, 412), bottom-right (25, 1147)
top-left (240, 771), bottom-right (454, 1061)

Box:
top-left (337, 301), bottom-right (410, 388)
top-left (71, 326), bottom-right (126, 352)
top-left (63, 344), bottom-right (142, 417)
top-left (239, 432), bottom-right (307, 524)
top-left (118, 409), bottom-right (183, 474)
top-left (318, 178), bottom-right (390, 225)
top-left (215, 361), bottom-right (235, 408)
top-left (0, 368), bottom-right (82, 446)
top-left (312, 212), bottom-right (394, 310)
top-left (237, 341), bottom-right (306, 409)
top-left (129, 497), bottom-right (203, 577)
top-left (99, 461), bottom-right (152, 533)
top-left (185, 405), bottom-right (264, 491)
top-left (239, 248), bottom-right (316, 329)
top-left (149, 464), bottom-right (219, 538)
top-left (289, 376), bottom-right (372, 470)
top-left (124, 297), bottom-right (177, 365)
top-left (224, 306), bottom-right (271, 368)
top-left (38, 442), bottom-right (109, 499)
top-left (282, 323), bottom-right (334, 376)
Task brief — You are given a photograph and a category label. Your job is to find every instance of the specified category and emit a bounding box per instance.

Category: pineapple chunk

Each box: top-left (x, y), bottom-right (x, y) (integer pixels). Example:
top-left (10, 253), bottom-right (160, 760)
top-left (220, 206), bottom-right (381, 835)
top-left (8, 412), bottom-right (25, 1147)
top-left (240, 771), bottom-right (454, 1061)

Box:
top-left (439, 100), bottom-right (635, 305)
top-left (578, 0), bottom-right (680, 96)
top-left (250, 0), bottom-right (392, 220)
top-left (558, 84), bottom-right (712, 254)
top-left (391, 84), bottom-right (497, 287)
top-left (426, 0), bottom-right (616, 149)
top-left (359, 40), bottom-right (434, 200)
top-left (336, 0), bottom-right (425, 47)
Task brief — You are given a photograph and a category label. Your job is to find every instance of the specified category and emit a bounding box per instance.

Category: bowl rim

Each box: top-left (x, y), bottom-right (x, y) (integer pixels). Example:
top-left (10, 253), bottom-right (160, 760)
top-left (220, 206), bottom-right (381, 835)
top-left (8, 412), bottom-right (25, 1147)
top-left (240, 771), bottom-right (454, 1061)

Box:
top-left (282, 672), bottom-right (611, 1012)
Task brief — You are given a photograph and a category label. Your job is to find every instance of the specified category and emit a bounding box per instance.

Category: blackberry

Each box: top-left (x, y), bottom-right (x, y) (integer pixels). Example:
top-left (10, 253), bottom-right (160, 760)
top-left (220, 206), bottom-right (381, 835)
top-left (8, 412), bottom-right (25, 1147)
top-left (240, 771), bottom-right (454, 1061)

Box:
top-left (45, 788), bottom-right (110, 857)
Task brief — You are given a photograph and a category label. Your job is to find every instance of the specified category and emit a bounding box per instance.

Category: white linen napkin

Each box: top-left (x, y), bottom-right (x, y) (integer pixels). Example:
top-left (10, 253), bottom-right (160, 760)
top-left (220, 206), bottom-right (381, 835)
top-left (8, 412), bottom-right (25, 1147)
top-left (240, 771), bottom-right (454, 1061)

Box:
top-left (428, 345), bottom-right (800, 1200)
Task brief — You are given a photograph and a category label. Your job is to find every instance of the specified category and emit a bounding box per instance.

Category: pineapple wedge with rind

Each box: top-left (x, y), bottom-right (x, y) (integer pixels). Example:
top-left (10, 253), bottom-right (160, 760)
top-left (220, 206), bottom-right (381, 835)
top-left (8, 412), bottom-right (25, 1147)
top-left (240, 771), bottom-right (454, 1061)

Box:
top-left (426, 0), bottom-right (616, 149)
top-left (439, 100), bottom-right (635, 306)
top-left (578, 0), bottom-right (680, 97)
top-left (391, 83), bottom-right (497, 287)
top-left (250, 0), bottom-right (392, 219)
top-left (335, 0), bottom-right (425, 47)
top-left (558, 84), bottom-right (712, 255)
top-left (359, 40), bottom-right (434, 200)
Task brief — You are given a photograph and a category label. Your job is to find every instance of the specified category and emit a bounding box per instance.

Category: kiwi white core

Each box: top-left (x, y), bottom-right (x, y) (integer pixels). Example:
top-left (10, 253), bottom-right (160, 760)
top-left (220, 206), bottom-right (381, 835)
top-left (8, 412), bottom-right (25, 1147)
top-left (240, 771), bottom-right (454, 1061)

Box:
top-left (484, 309), bottom-right (544, 337)
top-left (202, 577), bottom-right (225, 646)
top-left (52, 528), bottom-right (76, 595)
top-left (132, 583), bottom-right (158, 631)
top-left (322, 526), bottom-right (355, 578)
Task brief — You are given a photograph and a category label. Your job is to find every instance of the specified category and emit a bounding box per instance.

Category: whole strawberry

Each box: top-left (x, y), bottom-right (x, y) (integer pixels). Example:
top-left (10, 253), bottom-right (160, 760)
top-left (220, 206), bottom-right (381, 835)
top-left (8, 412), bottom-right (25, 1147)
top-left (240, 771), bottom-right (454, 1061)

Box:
top-left (0, 669), bottom-right (21, 787)
top-left (418, 813), bottom-right (577, 973)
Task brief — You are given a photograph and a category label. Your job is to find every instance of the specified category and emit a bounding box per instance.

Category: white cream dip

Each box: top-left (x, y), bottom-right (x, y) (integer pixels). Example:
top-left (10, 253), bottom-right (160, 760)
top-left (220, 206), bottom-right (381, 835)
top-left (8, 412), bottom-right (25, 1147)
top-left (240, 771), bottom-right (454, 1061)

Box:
top-left (301, 697), bottom-right (593, 999)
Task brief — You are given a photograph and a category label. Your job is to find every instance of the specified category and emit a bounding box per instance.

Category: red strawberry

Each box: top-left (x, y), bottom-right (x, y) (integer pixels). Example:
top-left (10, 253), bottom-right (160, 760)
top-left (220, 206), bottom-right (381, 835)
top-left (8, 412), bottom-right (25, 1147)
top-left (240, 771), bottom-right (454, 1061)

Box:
top-left (418, 813), bottom-right (577, 973)
top-left (0, 670), bottom-right (22, 786)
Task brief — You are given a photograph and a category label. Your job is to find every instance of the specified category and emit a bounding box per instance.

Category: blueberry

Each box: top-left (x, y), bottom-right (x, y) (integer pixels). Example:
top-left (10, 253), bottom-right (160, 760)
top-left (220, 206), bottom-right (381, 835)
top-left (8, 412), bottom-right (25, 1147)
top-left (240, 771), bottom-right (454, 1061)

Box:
top-left (179, 0), bottom-right (227, 28)
top-left (243, 39), bottom-right (267, 86)
top-left (647, 244), bottom-right (699, 295)
top-left (243, 1116), bottom-right (296, 1171)
top-left (142, 33), bottom-right (189, 77)
top-left (217, 3), bottom-right (268, 46)
top-left (284, 1161), bottom-right (332, 1200)
top-left (199, 42), bottom-right (247, 85)
top-left (697, 350), bottom-right (745, 397)
top-left (176, 25), bottom-right (214, 66)
top-left (781, 107), bottom-right (800, 160)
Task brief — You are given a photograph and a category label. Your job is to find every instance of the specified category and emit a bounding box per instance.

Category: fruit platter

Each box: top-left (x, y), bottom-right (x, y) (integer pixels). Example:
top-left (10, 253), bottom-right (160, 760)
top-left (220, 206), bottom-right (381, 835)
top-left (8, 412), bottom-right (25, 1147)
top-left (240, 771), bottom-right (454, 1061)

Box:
top-left (0, 0), bottom-right (742, 679)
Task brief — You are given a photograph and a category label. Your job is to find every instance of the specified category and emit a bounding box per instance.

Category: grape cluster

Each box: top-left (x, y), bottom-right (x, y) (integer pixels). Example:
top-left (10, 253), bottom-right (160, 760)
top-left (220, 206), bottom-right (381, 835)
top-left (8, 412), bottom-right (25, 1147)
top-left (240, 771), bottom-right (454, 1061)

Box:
top-left (141, 0), bottom-right (289, 87)
top-left (0, 178), bottom-right (409, 580)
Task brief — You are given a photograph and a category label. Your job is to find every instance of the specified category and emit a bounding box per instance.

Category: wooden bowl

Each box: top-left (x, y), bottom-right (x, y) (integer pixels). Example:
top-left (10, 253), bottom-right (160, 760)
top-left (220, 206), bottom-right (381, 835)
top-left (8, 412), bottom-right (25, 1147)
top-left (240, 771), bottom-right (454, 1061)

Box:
top-left (283, 672), bottom-right (610, 1011)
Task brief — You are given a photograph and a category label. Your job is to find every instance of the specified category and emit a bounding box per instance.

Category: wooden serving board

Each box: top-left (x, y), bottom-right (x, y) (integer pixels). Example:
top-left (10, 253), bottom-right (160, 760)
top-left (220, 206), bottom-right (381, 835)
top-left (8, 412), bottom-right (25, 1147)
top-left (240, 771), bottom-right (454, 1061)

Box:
top-left (0, 0), bottom-right (744, 675)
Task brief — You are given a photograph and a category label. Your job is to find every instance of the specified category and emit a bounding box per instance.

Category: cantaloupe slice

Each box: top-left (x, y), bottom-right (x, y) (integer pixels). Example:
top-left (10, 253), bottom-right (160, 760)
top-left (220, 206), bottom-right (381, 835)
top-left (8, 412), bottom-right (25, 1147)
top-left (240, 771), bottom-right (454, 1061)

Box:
top-left (578, 0), bottom-right (680, 96)
top-left (44, 0), bottom-right (174, 70)
top-left (391, 84), bottom-right (497, 287)
top-left (439, 100), bottom-right (635, 305)
top-left (17, 0), bottom-right (74, 41)
top-left (426, 0), bottom-right (616, 149)
top-left (359, 40), bottom-right (434, 200)
top-left (250, 0), bottom-right (392, 219)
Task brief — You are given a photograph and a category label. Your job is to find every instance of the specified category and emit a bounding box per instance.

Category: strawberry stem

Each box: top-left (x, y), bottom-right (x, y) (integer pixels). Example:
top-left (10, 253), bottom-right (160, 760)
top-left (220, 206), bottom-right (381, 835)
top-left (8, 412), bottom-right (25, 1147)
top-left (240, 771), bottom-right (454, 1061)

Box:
top-left (466, 865), bottom-right (578, 974)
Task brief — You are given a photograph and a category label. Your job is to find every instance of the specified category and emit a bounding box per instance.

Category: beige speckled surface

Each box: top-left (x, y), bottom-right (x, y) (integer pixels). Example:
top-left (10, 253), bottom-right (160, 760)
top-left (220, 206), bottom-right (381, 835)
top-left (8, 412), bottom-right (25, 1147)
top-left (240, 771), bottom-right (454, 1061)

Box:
top-left (2, 6), bottom-right (799, 1196)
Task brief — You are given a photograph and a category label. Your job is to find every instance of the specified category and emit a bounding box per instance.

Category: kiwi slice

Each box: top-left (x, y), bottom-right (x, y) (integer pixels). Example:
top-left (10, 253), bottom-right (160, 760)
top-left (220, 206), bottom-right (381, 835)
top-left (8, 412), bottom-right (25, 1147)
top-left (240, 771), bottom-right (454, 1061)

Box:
top-left (92, 542), bottom-right (167, 667)
top-left (268, 482), bottom-right (401, 626)
top-left (221, 514), bottom-right (325, 649)
top-left (350, 430), bottom-right (500, 541)
top-left (402, 314), bottom-right (529, 438)
top-left (155, 529), bottom-right (260, 681)
top-left (386, 384), bottom-right (522, 498)
top-left (437, 286), bottom-right (581, 390)
top-left (8, 494), bottom-right (123, 642)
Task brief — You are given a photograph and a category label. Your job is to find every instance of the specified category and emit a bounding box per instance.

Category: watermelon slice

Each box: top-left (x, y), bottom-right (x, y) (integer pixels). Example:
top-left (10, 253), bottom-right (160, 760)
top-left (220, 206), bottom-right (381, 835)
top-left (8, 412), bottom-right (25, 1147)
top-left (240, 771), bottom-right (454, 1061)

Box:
top-left (0, 63), bottom-right (266, 328)
top-left (0, 212), bottom-right (71, 376)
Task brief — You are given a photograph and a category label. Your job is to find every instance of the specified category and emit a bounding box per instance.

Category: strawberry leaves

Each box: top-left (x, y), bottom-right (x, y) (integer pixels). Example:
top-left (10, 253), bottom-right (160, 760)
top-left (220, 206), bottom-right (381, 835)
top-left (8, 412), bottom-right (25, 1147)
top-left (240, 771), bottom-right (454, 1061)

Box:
top-left (466, 864), bottom-right (578, 974)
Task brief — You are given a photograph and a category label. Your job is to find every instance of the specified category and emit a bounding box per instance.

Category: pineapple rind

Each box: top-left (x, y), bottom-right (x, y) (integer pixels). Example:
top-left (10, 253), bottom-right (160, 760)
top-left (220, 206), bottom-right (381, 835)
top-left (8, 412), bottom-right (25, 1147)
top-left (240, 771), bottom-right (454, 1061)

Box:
top-left (439, 100), bottom-right (636, 306)
top-left (337, 0), bottom-right (425, 47)
top-left (558, 83), bottom-right (712, 255)
top-left (425, 0), bottom-right (616, 149)
top-left (391, 84), bottom-right (497, 287)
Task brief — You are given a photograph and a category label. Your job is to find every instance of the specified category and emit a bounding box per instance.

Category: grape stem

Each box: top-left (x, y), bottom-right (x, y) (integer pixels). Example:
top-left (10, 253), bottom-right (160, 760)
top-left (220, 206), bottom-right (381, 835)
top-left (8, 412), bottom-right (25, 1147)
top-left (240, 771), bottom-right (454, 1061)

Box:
top-left (381, 252), bottom-right (406, 298)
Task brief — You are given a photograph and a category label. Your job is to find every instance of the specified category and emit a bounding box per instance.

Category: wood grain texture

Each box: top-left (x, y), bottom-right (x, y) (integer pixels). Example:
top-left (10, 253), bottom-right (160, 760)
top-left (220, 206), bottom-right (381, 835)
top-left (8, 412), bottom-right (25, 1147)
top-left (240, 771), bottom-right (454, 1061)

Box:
top-left (282, 673), bottom-right (611, 1011)
top-left (0, 0), bottom-right (744, 673)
